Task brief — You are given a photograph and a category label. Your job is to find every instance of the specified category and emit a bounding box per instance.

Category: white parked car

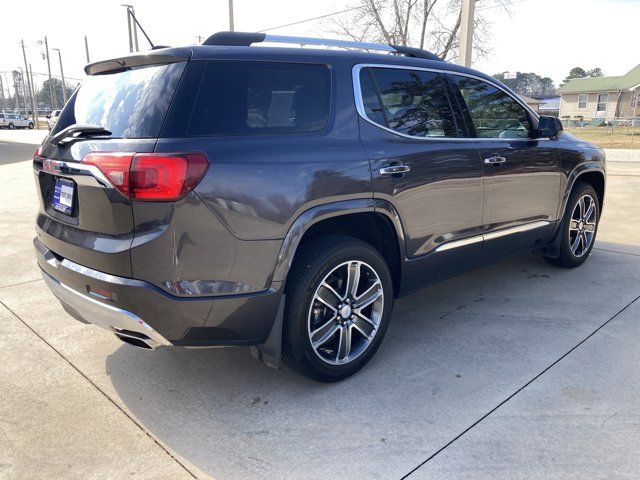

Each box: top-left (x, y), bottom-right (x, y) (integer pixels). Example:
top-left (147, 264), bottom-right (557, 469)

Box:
top-left (47, 110), bottom-right (62, 130)
top-left (0, 113), bottom-right (34, 129)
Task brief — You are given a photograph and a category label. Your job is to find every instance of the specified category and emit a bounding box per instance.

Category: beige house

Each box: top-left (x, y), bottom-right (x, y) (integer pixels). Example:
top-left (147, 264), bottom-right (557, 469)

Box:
top-left (558, 64), bottom-right (640, 122)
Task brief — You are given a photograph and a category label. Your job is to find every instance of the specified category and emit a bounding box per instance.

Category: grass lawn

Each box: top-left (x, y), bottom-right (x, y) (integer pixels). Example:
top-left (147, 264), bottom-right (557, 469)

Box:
top-left (564, 126), bottom-right (640, 149)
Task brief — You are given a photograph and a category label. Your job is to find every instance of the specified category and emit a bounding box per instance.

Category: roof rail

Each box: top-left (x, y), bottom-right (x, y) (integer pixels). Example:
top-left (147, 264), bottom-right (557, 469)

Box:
top-left (202, 32), bottom-right (442, 61)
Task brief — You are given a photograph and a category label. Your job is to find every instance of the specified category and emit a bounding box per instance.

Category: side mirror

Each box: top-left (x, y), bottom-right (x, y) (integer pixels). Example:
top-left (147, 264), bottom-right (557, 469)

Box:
top-left (538, 116), bottom-right (562, 139)
top-left (46, 115), bottom-right (51, 119)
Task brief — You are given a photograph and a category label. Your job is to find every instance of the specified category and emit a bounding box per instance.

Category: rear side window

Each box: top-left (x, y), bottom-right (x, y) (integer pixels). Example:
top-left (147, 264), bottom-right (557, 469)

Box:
top-left (360, 67), bottom-right (459, 138)
top-left (188, 61), bottom-right (330, 136)
top-left (56, 62), bottom-right (186, 138)
top-left (448, 74), bottom-right (532, 139)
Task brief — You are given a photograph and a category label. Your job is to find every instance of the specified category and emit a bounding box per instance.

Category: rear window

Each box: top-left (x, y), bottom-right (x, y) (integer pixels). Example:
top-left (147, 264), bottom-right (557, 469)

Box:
top-left (188, 61), bottom-right (330, 136)
top-left (56, 62), bottom-right (186, 138)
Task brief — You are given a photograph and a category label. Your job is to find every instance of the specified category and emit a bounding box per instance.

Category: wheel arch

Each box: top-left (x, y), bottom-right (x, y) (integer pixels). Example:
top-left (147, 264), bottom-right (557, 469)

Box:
top-left (272, 199), bottom-right (406, 296)
top-left (559, 163), bottom-right (605, 222)
top-left (544, 164), bottom-right (605, 258)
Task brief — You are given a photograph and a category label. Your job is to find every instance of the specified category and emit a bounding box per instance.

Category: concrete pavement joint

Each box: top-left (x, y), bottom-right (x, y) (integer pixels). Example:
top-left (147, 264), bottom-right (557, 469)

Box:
top-left (0, 298), bottom-right (199, 480)
top-left (593, 247), bottom-right (640, 258)
top-left (401, 292), bottom-right (640, 479)
top-left (0, 278), bottom-right (43, 290)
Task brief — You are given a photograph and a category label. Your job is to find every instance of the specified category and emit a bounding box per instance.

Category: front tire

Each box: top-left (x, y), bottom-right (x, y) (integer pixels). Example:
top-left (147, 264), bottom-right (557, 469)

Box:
top-left (283, 236), bottom-right (394, 382)
top-left (28, 122), bottom-right (34, 129)
top-left (545, 181), bottom-right (600, 268)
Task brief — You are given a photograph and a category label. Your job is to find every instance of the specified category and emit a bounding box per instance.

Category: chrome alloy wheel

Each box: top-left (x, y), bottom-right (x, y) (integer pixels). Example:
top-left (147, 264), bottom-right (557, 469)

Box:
top-left (307, 260), bottom-right (384, 365)
top-left (569, 194), bottom-right (597, 258)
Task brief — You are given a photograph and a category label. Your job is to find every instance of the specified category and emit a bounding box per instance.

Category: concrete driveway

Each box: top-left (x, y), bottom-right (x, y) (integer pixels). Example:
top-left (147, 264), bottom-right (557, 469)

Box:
top-left (1, 130), bottom-right (639, 479)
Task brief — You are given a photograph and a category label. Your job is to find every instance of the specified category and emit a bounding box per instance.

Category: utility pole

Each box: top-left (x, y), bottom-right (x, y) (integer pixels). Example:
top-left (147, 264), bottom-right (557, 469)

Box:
top-left (458, 0), bottom-right (475, 67)
top-left (122, 4), bottom-right (134, 52)
top-left (228, 0), bottom-right (235, 31)
top-left (20, 39), bottom-right (37, 124)
top-left (43, 36), bottom-right (57, 109)
top-left (84, 35), bottom-right (91, 63)
top-left (52, 48), bottom-right (67, 104)
top-left (131, 6), bottom-right (139, 51)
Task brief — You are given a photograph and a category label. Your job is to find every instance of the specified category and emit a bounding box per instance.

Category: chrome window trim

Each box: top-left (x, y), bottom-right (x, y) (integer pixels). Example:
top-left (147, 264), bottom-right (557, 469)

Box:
top-left (352, 63), bottom-right (546, 143)
top-left (433, 220), bottom-right (551, 253)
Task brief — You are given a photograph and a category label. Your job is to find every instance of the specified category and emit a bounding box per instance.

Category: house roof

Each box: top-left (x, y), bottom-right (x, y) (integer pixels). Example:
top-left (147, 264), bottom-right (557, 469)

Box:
top-left (539, 97), bottom-right (561, 110)
top-left (558, 64), bottom-right (640, 93)
top-left (518, 95), bottom-right (544, 105)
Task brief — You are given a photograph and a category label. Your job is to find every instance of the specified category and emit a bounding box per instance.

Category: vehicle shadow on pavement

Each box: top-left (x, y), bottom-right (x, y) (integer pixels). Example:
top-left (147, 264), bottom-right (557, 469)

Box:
top-left (105, 247), bottom-right (640, 480)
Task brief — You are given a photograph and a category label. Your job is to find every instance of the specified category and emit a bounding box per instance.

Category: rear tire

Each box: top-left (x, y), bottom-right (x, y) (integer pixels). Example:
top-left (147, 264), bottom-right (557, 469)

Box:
top-left (8, 123), bottom-right (14, 130)
top-left (283, 235), bottom-right (393, 382)
top-left (544, 181), bottom-right (599, 268)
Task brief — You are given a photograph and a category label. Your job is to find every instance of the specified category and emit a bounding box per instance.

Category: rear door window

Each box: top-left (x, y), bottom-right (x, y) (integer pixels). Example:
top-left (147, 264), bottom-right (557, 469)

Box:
top-left (188, 61), bottom-right (330, 136)
top-left (359, 67), bottom-right (460, 138)
top-left (55, 62), bottom-right (186, 138)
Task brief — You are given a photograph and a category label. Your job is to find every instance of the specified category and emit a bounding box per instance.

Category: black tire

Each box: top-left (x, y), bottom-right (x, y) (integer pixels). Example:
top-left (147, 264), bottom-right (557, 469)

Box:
top-left (28, 122), bottom-right (34, 129)
top-left (8, 123), bottom-right (14, 130)
top-left (544, 181), bottom-right (600, 268)
top-left (283, 235), bottom-right (394, 382)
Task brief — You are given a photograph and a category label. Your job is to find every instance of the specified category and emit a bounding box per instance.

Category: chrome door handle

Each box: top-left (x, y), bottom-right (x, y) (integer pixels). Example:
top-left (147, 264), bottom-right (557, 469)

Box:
top-left (379, 164), bottom-right (411, 175)
top-left (484, 156), bottom-right (507, 165)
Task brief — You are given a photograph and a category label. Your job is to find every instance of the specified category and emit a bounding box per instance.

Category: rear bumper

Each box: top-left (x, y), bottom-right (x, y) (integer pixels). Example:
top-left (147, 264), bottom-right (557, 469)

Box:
top-left (41, 269), bottom-right (170, 349)
top-left (35, 237), bottom-right (283, 347)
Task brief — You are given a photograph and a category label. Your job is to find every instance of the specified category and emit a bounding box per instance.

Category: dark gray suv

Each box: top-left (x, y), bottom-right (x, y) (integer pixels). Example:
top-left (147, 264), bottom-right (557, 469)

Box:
top-left (34, 32), bottom-right (605, 381)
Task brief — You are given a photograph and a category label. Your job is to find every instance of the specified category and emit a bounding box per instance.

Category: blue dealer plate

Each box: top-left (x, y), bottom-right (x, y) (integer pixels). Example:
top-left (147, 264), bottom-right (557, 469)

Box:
top-left (52, 178), bottom-right (75, 215)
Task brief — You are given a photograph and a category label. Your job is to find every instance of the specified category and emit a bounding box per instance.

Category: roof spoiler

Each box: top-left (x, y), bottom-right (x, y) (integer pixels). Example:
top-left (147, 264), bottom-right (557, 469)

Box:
top-left (202, 32), bottom-right (442, 61)
top-left (84, 50), bottom-right (190, 75)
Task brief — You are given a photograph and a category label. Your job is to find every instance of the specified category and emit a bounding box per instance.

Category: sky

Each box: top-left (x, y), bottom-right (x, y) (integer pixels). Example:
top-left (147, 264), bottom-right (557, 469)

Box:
top-left (1, 0), bottom-right (638, 95)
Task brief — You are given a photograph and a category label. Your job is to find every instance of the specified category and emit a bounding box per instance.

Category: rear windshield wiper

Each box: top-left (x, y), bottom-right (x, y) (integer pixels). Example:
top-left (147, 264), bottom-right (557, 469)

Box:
top-left (51, 124), bottom-right (112, 146)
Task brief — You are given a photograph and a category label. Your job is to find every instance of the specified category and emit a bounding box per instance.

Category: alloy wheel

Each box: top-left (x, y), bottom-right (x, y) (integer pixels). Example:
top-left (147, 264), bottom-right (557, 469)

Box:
top-left (569, 194), bottom-right (597, 257)
top-left (307, 260), bottom-right (384, 365)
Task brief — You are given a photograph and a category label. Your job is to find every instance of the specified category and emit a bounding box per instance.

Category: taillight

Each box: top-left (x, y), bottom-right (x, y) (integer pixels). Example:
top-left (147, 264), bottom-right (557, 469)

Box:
top-left (82, 152), bottom-right (134, 196)
top-left (81, 152), bottom-right (209, 201)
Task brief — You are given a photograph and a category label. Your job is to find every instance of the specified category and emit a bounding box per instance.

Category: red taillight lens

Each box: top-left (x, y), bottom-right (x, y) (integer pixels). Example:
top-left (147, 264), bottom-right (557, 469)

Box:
top-left (82, 152), bottom-right (135, 197)
top-left (81, 152), bottom-right (209, 201)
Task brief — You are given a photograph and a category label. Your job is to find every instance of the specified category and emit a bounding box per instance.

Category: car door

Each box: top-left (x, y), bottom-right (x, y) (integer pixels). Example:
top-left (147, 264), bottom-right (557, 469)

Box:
top-left (446, 73), bottom-right (561, 261)
top-left (355, 65), bottom-right (484, 293)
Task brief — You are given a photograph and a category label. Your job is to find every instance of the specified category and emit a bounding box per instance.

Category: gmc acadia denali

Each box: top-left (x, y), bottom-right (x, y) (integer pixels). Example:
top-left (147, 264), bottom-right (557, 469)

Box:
top-left (34, 32), bottom-right (605, 382)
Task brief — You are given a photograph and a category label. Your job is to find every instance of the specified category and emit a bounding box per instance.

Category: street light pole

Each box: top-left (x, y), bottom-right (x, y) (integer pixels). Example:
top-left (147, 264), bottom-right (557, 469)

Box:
top-left (29, 64), bottom-right (38, 124)
top-left (20, 39), bottom-right (37, 124)
top-left (43, 36), bottom-right (57, 109)
top-left (458, 0), bottom-right (475, 67)
top-left (228, 0), bottom-right (235, 31)
top-left (18, 68), bottom-right (28, 115)
top-left (52, 48), bottom-right (67, 105)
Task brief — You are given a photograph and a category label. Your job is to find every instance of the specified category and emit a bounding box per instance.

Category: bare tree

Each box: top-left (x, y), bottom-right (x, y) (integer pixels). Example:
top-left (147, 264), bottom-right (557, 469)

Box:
top-left (324, 0), bottom-right (510, 62)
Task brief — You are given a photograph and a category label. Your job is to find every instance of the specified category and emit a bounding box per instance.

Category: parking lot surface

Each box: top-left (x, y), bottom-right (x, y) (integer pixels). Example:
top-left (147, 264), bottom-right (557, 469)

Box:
top-left (1, 130), bottom-right (639, 479)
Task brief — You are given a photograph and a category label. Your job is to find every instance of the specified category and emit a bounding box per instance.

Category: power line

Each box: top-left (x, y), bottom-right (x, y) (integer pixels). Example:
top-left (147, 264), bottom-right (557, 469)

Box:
top-left (259, 2), bottom-right (381, 32)
top-left (258, 0), bottom-right (526, 33)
